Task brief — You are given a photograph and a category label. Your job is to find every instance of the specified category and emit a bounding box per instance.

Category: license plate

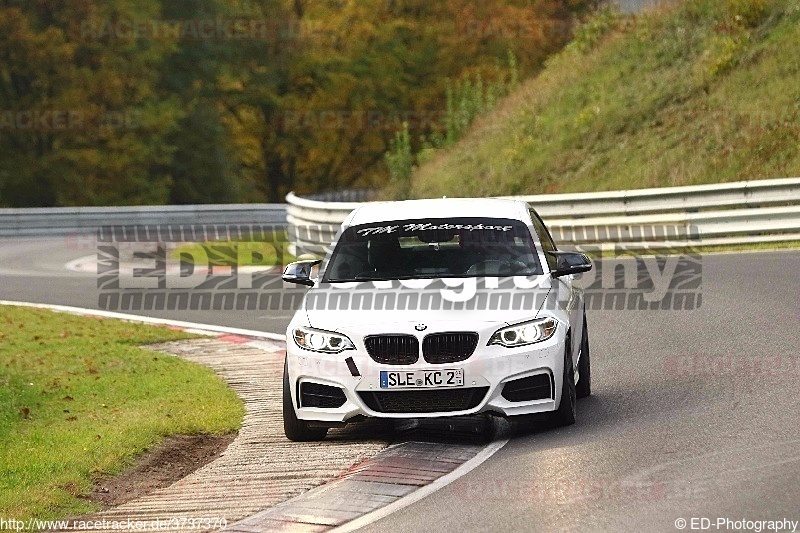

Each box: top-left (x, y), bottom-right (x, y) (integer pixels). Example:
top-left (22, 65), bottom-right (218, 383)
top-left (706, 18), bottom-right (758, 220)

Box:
top-left (380, 369), bottom-right (464, 389)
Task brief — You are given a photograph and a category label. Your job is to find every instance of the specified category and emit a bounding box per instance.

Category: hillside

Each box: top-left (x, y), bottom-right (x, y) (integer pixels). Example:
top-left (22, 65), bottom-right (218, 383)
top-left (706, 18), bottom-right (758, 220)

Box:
top-left (410, 0), bottom-right (800, 198)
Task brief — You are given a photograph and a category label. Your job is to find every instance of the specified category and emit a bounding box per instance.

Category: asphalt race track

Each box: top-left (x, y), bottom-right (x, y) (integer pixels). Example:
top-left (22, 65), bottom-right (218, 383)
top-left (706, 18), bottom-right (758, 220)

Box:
top-left (356, 250), bottom-right (800, 533)
top-left (0, 236), bottom-right (293, 334)
top-left (1, 236), bottom-right (798, 532)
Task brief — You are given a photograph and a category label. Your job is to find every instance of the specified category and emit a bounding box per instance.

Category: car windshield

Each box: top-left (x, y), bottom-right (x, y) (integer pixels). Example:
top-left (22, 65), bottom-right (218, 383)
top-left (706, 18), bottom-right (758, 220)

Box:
top-left (323, 218), bottom-right (543, 282)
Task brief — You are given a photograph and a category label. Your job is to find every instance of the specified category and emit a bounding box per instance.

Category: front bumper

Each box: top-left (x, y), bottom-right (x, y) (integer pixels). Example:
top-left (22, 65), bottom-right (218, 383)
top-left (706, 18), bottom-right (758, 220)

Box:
top-left (286, 328), bottom-right (567, 423)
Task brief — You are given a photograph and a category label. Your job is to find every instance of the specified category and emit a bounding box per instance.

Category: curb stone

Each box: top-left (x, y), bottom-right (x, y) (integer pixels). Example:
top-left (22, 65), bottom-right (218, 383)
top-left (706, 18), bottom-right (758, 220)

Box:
top-left (78, 337), bottom-right (389, 533)
top-left (1, 303), bottom-right (506, 533)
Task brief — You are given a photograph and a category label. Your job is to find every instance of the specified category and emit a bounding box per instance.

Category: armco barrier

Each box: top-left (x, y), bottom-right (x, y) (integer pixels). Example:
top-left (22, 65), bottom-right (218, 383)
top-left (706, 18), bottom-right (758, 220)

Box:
top-left (2, 179), bottom-right (798, 252)
top-left (0, 204), bottom-right (287, 237)
top-left (507, 177), bottom-right (800, 217)
top-left (286, 178), bottom-right (800, 255)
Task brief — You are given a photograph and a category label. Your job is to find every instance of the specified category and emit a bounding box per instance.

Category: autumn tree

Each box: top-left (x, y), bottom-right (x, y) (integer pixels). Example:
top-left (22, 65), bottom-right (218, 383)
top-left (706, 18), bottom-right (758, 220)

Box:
top-left (0, 0), bottom-right (180, 206)
top-left (0, 0), bottom-right (594, 206)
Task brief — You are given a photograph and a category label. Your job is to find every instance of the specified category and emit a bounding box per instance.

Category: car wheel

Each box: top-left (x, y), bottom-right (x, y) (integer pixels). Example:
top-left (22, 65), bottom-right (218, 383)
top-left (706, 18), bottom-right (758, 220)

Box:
top-left (576, 314), bottom-right (591, 399)
top-left (552, 338), bottom-right (576, 427)
top-left (283, 359), bottom-right (328, 442)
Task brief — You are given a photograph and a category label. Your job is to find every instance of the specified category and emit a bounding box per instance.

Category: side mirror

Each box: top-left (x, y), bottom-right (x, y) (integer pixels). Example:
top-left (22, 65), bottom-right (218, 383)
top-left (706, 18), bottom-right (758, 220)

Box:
top-left (547, 251), bottom-right (592, 278)
top-left (282, 260), bottom-right (321, 287)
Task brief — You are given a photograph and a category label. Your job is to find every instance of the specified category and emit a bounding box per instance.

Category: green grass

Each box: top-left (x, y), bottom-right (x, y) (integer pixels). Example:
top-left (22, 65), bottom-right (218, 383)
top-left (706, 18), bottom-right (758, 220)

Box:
top-left (410, 0), bottom-right (800, 197)
top-left (0, 307), bottom-right (244, 520)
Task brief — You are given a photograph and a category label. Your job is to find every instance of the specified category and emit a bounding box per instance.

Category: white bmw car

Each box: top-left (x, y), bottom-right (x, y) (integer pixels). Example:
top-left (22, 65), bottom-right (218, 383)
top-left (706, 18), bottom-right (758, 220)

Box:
top-left (281, 198), bottom-right (592, 441)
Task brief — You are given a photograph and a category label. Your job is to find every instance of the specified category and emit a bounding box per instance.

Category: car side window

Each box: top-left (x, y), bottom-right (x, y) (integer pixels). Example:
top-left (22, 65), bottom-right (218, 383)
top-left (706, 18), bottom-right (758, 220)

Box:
top-left (529, 210), bottom-right (558, 271)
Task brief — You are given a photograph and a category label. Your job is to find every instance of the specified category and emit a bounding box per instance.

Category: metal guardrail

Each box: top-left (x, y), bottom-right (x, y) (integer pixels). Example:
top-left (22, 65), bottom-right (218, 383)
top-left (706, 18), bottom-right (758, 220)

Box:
top-left (286, 178), bottom-right (800, 255)
top-left (508, 177), bottom-right (800, 217)
top-left (301, 189), bottom-right (378, 203)
top-left (2, 179), bottom-right (798, 251)
top-left (0, 204), bottom-right (287, 237)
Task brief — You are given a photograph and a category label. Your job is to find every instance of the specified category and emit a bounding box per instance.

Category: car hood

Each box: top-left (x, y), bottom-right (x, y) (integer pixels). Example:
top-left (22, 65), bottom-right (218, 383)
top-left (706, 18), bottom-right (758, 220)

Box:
top-left (303, 277), bottom-right (553, 330)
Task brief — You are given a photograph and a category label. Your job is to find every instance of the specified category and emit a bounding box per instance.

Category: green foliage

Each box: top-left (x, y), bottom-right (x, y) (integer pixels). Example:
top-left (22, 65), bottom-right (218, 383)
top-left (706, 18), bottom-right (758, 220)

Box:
top-left (0, 0), bottom-right (594, 206)
top-left (696, 33), bottom-right (747, 81)
top-left (410, 0), bottom-right (800, 198)
top-left (507, 48), bottom-right (519, 90)
top-left (564, 5), bottom-right (623, 54)
top-left (0, 306), bottom-right (243, 520)
top-left (723, 0), bottom-right (770, 27)
top-left (442, 51), bottom-right (521, 145)
top-left (0, 1), bottom-right (184, 206)
top-left (382, 47), bottom-right (523, 199)
top-left (385, 122), bottom-right (414, 200)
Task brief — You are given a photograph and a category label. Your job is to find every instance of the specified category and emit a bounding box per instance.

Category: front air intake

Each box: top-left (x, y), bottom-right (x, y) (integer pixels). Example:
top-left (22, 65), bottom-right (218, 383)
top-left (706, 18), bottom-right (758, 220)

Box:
top-left (501, 374), bottom-right (553, 402)
top-left (422, 332), bottom-right (479, 364)
top-left (300, 382), bottom-right (347, 408)
top-left (364, 334), bottom-right (419, 365)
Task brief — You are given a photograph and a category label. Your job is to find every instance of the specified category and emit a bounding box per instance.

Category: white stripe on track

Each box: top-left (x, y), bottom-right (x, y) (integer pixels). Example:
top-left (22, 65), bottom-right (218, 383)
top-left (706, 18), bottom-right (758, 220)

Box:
top-left (331, 437), bottom-right (510, 533)
top-left (0, 300), bottom-right (285, 341)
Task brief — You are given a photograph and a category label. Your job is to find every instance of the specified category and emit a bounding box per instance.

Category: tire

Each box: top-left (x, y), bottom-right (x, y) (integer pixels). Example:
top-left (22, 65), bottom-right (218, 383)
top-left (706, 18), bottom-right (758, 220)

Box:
top-left (283, 360), bottom-right (328, 442)
top-left (576, 314), bottom-right (591, 399)
top-left (551, 338), bottom-right (576, 427)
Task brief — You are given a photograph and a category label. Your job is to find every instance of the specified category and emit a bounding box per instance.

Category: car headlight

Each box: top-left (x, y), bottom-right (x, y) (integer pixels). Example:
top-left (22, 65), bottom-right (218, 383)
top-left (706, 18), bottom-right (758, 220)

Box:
top-left (293, 326), bottom-right (355, 354)
top-left (488, 317), bottom-right (557, 348)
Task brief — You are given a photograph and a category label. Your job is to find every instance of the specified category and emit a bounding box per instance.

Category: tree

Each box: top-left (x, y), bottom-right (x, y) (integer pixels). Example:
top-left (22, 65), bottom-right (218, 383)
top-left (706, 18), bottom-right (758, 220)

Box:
top-left (0, 0), bottom-right (179, 206)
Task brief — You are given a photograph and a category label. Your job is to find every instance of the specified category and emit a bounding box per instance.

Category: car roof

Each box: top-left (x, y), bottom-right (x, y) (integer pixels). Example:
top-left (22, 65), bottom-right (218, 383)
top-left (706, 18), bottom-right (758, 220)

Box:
top-left (345, 197), bottom-right (532, 227)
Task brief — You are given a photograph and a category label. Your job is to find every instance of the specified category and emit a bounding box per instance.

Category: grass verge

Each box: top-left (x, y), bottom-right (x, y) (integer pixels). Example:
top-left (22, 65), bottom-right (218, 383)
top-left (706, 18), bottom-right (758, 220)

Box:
top-left (0, 306), bottom-right (244, 520)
